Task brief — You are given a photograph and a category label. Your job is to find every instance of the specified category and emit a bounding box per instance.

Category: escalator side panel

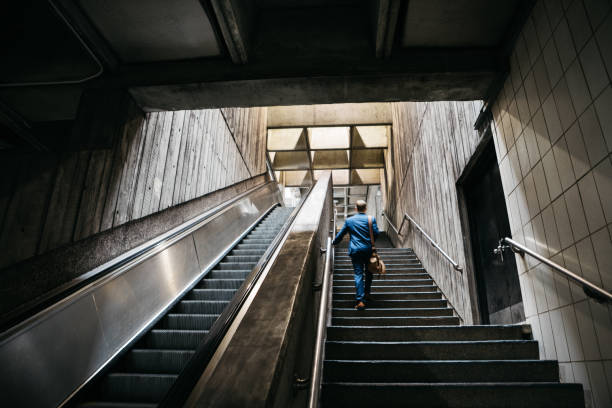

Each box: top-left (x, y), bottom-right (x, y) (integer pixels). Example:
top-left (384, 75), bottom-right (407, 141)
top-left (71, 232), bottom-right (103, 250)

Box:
top-left (76, 206), bottom-right (294, 406)
top-left (0, 183), bottom-right (281, 408)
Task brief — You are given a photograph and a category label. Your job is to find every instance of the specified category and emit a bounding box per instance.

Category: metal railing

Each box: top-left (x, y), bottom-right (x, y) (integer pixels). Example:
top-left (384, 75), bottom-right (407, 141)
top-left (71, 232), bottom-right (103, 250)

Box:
top-left (382, 212), bottom-right (463, 273)
top-left (495, 237), bottom-right (612, 303)
top-left (308, 209), bottom-right (336, 408)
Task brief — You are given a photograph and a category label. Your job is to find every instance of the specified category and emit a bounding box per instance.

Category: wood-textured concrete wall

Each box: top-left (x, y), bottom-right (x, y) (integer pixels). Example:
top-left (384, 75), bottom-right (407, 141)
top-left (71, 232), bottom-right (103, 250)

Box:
top-left (0, 104), bottom-right (267, 270)
top-left (386, 101), bottom-right (483, 323)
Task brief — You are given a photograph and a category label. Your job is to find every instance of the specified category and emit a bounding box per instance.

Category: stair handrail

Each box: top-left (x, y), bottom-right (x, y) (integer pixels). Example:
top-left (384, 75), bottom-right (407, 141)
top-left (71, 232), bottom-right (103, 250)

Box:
top-left (308, 209), bottom-right (336, 408)
top-left (496, 237), bottom-right (612, 303)
top-left (382, 212), bottom-right (463, 273)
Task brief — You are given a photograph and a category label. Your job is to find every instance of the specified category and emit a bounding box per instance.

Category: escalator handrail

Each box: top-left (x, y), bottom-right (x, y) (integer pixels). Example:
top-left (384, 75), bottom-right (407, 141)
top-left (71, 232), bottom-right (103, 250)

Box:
top-left (159, 185), bottom-right (315, 408)
top-left (1, 181), bottom-right (277, 336)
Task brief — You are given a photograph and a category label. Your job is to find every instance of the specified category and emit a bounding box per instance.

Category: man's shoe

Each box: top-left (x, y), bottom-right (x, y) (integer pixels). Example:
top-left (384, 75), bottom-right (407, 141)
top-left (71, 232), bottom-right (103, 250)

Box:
top-left (354, 301), bottom-right (366, 310)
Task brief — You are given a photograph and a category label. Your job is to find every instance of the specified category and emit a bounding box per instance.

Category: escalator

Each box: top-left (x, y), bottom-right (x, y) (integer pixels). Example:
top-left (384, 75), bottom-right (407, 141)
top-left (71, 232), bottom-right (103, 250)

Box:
top-left (73, 206), bottom-right (294, 407)
top-left (0, 181), bottom-right (309, 408)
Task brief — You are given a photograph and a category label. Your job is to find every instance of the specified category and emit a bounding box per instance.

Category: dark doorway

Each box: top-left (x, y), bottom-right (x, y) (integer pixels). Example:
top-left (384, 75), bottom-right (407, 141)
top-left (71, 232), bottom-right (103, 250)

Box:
top-left (461, 138), bottom-right (524, 324)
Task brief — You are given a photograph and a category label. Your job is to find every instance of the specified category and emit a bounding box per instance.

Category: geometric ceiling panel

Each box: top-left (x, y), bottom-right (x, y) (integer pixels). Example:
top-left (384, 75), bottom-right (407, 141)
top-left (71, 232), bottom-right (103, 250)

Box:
top-left (308, 127), bottom-right (350, 149)
top-left (311, 150), bottom-right (349, 169)
top-left (349, 186), bottom-right (368, 195)
top-left (352, 126), bottom-right (389, 148)
top-left (267, 128), bottom-right (307, 150)
top-left (351, 149), bottom-right (384, 168)
top-left (331, 169), bottom-right (350, 185)
top-left (271, 151), bottom-right (310, 170)
top-left (350, 168), bottom-right (381, 185)
top-left (277, 170), bottom-right (312, 187)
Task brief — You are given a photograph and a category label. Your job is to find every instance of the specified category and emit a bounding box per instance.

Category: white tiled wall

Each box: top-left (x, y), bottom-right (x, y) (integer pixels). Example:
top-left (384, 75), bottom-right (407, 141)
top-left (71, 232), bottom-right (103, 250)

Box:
top-left (491, 1), bottom-right (612, 406)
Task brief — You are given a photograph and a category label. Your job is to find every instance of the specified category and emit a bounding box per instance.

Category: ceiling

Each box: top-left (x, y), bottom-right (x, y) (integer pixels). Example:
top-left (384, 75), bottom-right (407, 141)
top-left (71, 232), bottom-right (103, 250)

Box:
top-left (269, 125), bottom-right (389, 187)
top-left (0, 0), bottom-right (533, 150)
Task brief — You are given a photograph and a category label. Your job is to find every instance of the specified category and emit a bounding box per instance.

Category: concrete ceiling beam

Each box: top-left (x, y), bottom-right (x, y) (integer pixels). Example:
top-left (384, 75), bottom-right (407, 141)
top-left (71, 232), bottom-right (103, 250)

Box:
top-left (374, 0), bottom-right (401, 58)
top-left (209, 0), bottom-right (252, 64)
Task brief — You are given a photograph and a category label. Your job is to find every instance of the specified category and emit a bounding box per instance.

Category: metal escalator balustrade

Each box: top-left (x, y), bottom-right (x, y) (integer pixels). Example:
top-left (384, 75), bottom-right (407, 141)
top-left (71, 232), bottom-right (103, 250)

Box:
top-left (316, 247), bottom-right (586, 407)
top-left (0, 181), bottom-right (285, 408)
top-left (75, 206), bottom-right (294, 407)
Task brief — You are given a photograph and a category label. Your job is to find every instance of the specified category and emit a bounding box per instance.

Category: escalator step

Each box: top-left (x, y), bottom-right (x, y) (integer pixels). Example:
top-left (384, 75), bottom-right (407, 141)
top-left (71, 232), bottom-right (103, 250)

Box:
top-left (187, 289), bottom-right (236, 300)
top-left (161, 314), bottom-right (221, 330)
top-left (96, 373), bottom-right (177, 403)
top-left (208, 270), bottom-right (251, 279)
top-left (175, 300), bottom-right (229, 314)
top-left (140, 330), bottom-right (208, 349)
top-left (78, 402), bottom-right (157, 408)
top-left (197, 279), bottom-right (245, 289)
top-left (230, 249), bottom-right (267, 256)
top-left (217, 262), bottom-right (257, 270)
top-left (120, 349), bottom-right (195, 373)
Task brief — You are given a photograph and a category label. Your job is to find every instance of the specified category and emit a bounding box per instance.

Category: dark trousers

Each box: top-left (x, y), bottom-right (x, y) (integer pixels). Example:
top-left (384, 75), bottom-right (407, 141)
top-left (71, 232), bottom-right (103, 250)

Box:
top-left (351, 252), bottom-right (373, 302)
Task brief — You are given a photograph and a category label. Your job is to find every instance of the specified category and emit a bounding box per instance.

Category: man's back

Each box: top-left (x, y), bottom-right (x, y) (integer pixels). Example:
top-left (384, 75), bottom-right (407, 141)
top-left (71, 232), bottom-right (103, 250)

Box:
top-left (334, 213), bottom-right (379, 255)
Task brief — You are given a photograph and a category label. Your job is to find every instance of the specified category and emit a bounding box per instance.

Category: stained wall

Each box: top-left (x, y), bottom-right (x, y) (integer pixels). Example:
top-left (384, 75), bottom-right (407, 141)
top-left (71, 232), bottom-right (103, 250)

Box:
top-left (386, 100), bottom-right (483, 324)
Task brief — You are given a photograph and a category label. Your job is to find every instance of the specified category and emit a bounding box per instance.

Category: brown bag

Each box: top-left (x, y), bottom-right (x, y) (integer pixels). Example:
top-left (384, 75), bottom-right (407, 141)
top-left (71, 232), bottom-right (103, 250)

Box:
top-left (367, 216), bottom-right (386, 276)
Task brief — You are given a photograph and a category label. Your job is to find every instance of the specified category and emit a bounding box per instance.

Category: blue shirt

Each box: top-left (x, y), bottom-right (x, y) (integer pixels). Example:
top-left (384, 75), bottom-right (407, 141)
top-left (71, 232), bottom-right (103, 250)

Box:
top-left (333, 213), bottom-right (379, 255)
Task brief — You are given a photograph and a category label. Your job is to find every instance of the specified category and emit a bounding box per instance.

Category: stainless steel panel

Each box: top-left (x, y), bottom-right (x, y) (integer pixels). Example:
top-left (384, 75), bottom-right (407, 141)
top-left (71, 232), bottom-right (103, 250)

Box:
top-left (0, 182), bottom-right (281, 408)
top-left (192, 183), bottom-right (280, 272)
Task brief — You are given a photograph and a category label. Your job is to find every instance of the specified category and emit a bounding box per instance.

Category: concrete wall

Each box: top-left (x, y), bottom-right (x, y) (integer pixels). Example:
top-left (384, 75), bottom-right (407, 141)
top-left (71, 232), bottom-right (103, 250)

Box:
top-left (0, 104), bottom-right (267, 270)
top-left (0, 101), bottom-right (268, 319)
top-left (267, 103), bottom-right (392, 127)
top-left (386, 100), bottom-right (483, 324)
top-left (490, 1), bottom-right (612, 406)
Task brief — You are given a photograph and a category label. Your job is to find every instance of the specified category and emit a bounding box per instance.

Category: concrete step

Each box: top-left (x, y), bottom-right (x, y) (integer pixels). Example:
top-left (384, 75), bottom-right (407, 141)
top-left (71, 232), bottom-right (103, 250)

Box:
top-left (331, 316), bottom-right (460, 326)
top-left (333, 292), bottom-right (442, 301)
top-left (333, 278), bottom-right (433, 286)
top-left (321, 382), bottom-right (584, 407)
top-left (323, 360), bottom-right (560, 382)
top-left (327, 325), bottom-right (533, 342)
top-left (334, 267), bottom-right (425, 272)
top-left (333, 284), bottom-right (436, 293)
top-left (332, 308), bottom-right (454, 318)
top-left (333, 272), bottom-right (429, 279)
top-left (332, 299), bottom-right (448, 309)
top-left (336, 249), bottom-right (413, 254)
top-left (324, 340), bottom-right (540, 360)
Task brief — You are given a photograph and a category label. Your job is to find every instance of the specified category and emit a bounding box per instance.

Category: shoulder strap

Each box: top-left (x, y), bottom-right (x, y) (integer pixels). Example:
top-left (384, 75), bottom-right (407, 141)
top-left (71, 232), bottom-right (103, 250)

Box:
top-left (368, 216), bottom-right (376, 249)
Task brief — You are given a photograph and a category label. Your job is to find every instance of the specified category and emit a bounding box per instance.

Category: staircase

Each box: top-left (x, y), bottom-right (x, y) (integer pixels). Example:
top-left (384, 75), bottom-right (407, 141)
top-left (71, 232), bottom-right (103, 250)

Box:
top-left (321, 247), bottom-right (585, 407)
top-left (77, 206), bottom-right (293, 407)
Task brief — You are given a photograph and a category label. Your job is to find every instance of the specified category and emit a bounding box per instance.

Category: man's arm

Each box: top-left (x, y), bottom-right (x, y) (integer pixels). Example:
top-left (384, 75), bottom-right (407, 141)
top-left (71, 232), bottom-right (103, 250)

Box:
top-left (332, 222), bottom-right (349, 245)
top-left (372, 217), bottom-right (380, 238)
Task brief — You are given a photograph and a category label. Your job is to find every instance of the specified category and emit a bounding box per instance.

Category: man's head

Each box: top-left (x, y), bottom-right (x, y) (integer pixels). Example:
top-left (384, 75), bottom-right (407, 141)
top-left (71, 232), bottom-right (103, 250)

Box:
top-left (356, 200), bottom-right (367, 213)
